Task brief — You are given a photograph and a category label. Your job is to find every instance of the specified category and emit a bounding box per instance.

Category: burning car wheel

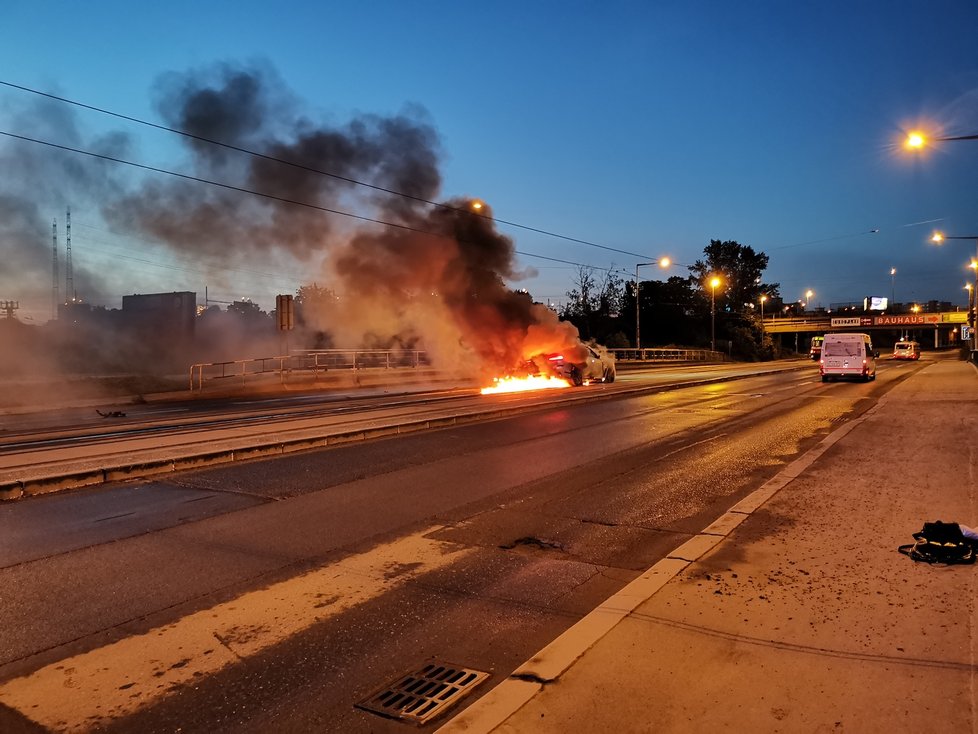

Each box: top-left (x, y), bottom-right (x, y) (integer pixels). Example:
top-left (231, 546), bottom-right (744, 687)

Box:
top-left (603, 367), bottom-right (615, 383)
top-left (568, 365), bottom-right (584, 386)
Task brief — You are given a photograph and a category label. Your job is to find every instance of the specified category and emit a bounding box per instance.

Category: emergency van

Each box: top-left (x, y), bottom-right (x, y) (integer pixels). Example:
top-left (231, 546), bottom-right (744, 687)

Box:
top-left (809, 335), bottom-right (824, 361)
top-left (819, 333), bottom-right (878, 382)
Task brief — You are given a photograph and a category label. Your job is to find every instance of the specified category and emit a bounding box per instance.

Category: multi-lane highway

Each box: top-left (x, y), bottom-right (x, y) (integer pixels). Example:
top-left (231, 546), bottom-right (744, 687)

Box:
top-left (1, 362), bottom-right (812, 488)
top-left (0, 355), bottom-right (932, 733)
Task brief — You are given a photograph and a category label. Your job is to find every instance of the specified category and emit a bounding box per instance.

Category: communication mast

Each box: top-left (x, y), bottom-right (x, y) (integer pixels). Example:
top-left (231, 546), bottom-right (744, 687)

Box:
top-left (52, 218), bottom-right (60, 318)
top-left (65, 206), bottom-right (74, 302)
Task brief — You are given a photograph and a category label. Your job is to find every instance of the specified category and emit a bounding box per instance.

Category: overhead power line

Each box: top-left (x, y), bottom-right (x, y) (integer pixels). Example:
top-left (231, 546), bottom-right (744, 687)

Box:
top-left (0, 79), bottom-right (654, 260)
top-left (0, 129), bottom-right (621, 277)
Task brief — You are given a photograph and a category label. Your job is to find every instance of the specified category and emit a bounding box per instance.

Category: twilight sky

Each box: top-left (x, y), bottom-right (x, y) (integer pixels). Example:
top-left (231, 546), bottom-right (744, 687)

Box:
top-left (2, 0), bottom-right (978, 323)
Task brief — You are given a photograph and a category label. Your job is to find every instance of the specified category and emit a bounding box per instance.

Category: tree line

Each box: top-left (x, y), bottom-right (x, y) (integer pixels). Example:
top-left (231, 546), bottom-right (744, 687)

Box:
top-left (559, 239), bottom-right (782, 360)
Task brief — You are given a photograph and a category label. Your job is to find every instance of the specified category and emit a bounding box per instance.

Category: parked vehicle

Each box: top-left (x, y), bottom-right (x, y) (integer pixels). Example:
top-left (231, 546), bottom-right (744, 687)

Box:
top-left (893, 340), bottom-right (921, 360)
top-left (810, 335), bottom-right (824, 361)
top-left (819, 333), bottom-right (878, 382)
top-left (544, 343), bottom-right (616, 386)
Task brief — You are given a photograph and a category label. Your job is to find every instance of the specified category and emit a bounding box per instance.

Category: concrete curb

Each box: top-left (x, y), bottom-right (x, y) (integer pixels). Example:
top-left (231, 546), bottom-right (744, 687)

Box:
top-left (435, 375), bottom-right (885, 734)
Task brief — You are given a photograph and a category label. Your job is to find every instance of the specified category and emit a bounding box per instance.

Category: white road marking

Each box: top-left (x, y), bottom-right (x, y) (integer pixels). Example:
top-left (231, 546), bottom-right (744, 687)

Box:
top-left (0, 527), bottom-right (471, 732)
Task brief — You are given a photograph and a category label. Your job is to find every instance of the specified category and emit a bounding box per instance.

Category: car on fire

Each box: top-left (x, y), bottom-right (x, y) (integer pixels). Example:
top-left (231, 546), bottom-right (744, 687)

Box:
top-left (543, 343), bottom-right (616, 386)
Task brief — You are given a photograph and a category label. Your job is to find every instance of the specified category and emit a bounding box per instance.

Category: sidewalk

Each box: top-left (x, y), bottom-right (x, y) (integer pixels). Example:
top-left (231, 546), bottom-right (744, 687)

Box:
top-left (441, 359), bottom-right (978, 733)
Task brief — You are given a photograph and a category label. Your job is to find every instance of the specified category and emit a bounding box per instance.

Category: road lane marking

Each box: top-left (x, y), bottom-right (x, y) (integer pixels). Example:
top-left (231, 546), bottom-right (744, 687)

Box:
top-left (0, 527), bottom-right (471, 732)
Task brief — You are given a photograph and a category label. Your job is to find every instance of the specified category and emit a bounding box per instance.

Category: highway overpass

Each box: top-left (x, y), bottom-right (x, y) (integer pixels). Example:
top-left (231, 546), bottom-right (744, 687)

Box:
top-left (762, 310), bottom-right (970, 351)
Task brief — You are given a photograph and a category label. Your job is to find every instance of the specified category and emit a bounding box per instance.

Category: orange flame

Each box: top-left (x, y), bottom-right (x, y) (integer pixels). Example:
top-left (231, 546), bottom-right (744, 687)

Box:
top-left (480, 374), bottom-right (571, 395)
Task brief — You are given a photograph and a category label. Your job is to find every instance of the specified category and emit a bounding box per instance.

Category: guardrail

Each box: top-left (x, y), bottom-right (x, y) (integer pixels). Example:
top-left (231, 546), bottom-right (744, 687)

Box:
top-left (611, 348), bottom-right (726, 362)
top-left (189, 349), bottom-right (429, 391)
top-left (189, 347), bottom-right (725, 391)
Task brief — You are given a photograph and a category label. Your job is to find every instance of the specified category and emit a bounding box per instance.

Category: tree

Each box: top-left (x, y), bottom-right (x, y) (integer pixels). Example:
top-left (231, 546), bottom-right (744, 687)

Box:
top-left (686, 240), bottom-right (781, 360)
top-left (294, 283), bottom-right (338, 330)
top-left (562, 266), bottom-right (598, 340)
top-left (687, 240), bottom-right (780, 313)
top-left (560, 266), bottom-right (626, 344)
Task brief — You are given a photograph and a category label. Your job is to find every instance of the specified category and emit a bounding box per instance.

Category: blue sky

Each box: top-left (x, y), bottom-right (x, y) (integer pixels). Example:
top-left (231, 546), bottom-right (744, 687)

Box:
top-left (2, 0), bottom-right (978, 323)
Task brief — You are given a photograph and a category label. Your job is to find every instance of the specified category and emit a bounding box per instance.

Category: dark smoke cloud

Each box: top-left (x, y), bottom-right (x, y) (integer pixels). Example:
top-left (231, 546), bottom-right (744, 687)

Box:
top-left (101, 59), bottom-right (581, 375)
top-left (2, 59), bottom-right (583, 380)
top-left (104, 60), bottom-right (443, 265)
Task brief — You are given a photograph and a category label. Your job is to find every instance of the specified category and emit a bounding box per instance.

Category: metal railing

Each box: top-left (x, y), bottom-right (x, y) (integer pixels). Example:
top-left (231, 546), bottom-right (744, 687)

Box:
top-left (611, 348), bottom-right (725, 362)
top-left (190, 349), bottom-right (428, 391)
top-left (189, 347), bottom-right (726, 391)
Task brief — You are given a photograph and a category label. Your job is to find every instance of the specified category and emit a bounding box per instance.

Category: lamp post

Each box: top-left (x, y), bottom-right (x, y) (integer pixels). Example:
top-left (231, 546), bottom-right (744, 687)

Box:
top-left (710, 276), bottom-right (721, 352)
top-left (906, 131), bottom-right (978, 149)
top-left (968, 284), bottom-right (975, 347)
top-left (635, 258), bottom-right (670, 352)
top-left (932, 232), bottom-right (978, 355)
top-left (890, 267), bottom-right (896, 305)
top-left (804, 290), bottom-right (814, 311)
top-left (760, 294), bottom-right (767, 321)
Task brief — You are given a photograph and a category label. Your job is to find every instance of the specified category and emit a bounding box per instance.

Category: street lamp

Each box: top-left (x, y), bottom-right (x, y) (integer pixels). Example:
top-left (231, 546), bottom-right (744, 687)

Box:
top-left (890, 267), bottom-right (896, 305)
top-left (905, 130), bottom-right (978, 150)
top-left (932, 232), bottom-right (978, 355)
top-left (710, 276), bottom-right (722, 352)
top-left (804, 289), bottom-right (814, 311)
top-left (759, 294), bottom-right (768, 321)
top-left (635, 257), bottom-right (671, 351)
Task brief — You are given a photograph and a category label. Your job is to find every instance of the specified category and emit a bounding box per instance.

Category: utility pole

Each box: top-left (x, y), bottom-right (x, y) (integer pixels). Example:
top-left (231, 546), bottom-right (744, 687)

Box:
top-left (51, 218), bottom-right (59, 319)
top-left (65, 206), bottom-right (74, 302)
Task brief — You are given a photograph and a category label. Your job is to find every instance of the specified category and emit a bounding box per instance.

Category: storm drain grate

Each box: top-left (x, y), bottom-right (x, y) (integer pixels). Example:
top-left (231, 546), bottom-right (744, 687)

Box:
top-left (356, 661), bottom-right (489, 724)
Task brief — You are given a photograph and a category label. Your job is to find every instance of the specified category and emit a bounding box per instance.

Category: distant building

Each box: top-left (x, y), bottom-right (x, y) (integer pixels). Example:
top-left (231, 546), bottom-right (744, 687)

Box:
top-left (121, 291), bottom-right (196, 345)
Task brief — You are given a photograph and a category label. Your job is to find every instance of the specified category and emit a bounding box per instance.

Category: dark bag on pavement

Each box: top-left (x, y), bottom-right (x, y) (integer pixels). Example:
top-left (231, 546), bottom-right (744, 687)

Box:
top-left (899, 521), bottom-right (976, 565)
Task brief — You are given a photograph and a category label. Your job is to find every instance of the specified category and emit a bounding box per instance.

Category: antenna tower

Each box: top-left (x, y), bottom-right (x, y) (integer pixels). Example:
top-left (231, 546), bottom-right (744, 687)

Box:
top-left (52, 218), bottom-right (60, 318)
top-left (65, 206), bottom-right (73, 302)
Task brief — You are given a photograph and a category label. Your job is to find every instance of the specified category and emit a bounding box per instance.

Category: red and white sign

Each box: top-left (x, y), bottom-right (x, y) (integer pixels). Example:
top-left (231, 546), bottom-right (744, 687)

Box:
top-left (874, 315), bottom-right (933, 326)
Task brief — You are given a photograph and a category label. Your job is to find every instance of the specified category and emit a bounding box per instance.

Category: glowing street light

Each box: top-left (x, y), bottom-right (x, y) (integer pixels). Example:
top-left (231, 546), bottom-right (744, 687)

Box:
top-left (710, 276), bottom-right (722, 352)
top-left (635, 258), bottom-right (671, 351)
top-left (905, 130), bottom-right (978, 150)
top-left (890, 267), bottom-right (896, 304)
top-left (932, 231), bottom-right (978, 354)
top-left (759, 294), bottom-right (768, 321)
top-left (905, 131), bottom-right (926, 149)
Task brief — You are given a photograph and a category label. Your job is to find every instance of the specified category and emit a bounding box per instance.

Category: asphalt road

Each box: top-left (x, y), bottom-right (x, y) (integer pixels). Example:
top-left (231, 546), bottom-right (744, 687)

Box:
top-left (0, 357), bottom-right (930, 733)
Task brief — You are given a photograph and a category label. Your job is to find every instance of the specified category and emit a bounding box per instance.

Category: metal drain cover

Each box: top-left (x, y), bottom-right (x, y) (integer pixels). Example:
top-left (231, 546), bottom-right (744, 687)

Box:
top-left (356, 661), bottom-right (489, 724)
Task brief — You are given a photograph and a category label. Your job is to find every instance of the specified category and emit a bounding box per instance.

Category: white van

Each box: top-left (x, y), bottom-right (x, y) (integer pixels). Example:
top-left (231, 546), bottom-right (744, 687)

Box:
top-left (820, 333), bottom-right (878, 382)
top-left (893, 340), bottom-right (921, 360)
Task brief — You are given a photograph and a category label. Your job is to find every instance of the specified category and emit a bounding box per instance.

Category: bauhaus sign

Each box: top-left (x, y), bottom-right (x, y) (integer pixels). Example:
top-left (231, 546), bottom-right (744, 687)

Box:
top-left (874, 314), bottom-right (939, 326)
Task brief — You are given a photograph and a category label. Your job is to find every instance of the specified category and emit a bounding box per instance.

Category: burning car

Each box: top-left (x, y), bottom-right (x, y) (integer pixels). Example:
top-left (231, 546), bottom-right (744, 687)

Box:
top-left (543, 343), bottom-right (616, 386)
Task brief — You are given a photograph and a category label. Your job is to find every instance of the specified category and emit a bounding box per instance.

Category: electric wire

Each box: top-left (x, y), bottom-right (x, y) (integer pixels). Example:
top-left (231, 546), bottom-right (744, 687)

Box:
top-left (0, 79), bottom-right (654, 260)
top-left (0, 128), bottom-right (626, 277)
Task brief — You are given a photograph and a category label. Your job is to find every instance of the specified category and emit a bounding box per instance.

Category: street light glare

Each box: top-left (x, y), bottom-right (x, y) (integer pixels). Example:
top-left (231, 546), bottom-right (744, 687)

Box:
top-left (906, 131), bottom-right (926, 149)
top-left (931, 232), bottom-right (945, 244)
top-left (659, 257), bottom-right (671, 268)
top-left (710, 277), bottom-right (721, 288)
